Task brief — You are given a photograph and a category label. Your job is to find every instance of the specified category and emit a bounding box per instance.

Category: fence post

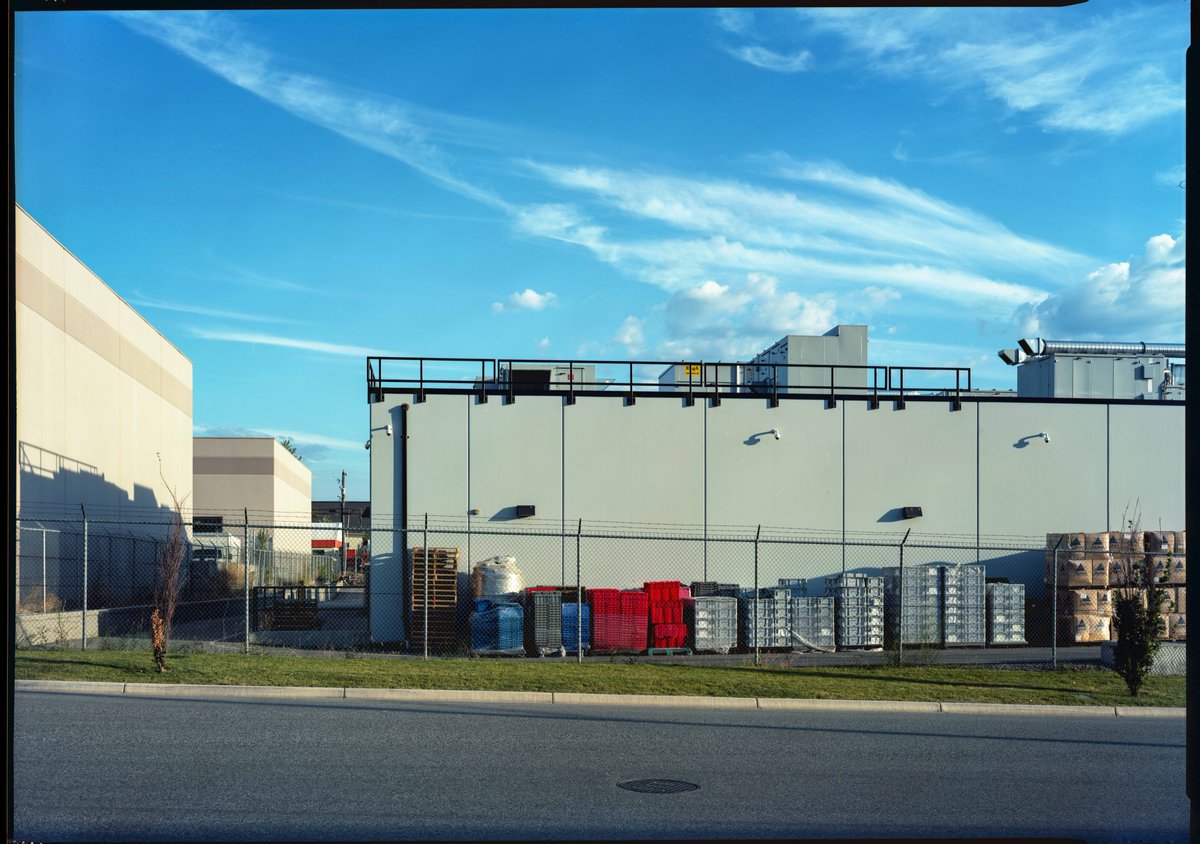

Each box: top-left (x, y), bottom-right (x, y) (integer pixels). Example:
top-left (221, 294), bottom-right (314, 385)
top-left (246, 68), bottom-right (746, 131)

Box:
top-left (576, 518), bottom-right (583, 665)
top-left (81, 504), bottom-right (88, 650)
top-left (423, 513), bottom-right (429, 661)
top-left (898, 528), bottom-right (911, 665)
top-left (244, 509), bottom-right (250, 655)
top-left (754, 524), bottom-right (761, 667)
top-left (1052, 537), bottom-right (1062, 670)
top-left (42, 527), bottom-right (48, 615)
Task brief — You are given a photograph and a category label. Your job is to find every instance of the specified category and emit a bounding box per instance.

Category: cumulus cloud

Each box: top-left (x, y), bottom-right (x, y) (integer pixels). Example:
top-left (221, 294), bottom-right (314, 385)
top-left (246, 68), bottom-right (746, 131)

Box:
top-left (1015, 234), bottom-right (1185, 340)
top-left (612, 316), bottom-right (646, 355)
top-left (492, 288), bottom-right (557, 313)
top-left (656, 272), bottom-right (837, 360)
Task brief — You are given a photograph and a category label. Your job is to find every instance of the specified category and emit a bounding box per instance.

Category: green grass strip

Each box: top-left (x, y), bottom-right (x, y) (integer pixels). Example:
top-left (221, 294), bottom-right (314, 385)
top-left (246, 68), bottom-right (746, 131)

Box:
top-left (14, 648), bottom-right (1184, 707)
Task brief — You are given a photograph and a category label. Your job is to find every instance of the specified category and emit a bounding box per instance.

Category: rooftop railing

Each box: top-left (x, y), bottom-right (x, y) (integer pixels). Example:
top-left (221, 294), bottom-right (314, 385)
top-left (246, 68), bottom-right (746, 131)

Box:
top-left (367, 356), bottom-right (973, 408)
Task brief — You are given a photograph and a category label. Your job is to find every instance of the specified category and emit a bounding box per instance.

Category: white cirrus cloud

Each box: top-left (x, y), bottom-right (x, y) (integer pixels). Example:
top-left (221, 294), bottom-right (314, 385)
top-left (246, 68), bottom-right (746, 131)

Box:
top-left (191, 328), bottom-right (388, 358)
top-left (1015, 233), bottom-right (1185, 341)
top-left (113, 10), bottom-right (512, 210)
top-left (492, 288), bottom-right (557, 312)
top-left (723, 45), bottom-right (813, 73)
top-left (718, 5), bottom-right (1186, 136)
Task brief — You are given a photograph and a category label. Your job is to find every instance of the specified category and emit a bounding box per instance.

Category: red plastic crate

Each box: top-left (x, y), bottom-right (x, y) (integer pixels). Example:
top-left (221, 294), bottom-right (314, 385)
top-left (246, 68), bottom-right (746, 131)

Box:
top-left (649, 602), bottom-right (683, 624)
top-left (643, 581), bottom-right (682, 603)
top-left (620, 590), bottom-right (649, 651)
top-left (649, 622), bottom-right (687, 649)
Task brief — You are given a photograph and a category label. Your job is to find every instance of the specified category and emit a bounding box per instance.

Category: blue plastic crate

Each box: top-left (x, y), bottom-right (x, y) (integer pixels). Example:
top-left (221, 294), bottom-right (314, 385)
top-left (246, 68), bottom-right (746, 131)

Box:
top-left (562, 601), bottom-right (591, 653)
top-left (470, 603), bottom-right (524, 652)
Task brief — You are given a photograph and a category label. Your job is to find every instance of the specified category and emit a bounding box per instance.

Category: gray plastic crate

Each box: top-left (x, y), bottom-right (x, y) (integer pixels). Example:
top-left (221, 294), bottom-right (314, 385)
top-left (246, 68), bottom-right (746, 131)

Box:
top-left (687, 596), bottom-right (738, 653)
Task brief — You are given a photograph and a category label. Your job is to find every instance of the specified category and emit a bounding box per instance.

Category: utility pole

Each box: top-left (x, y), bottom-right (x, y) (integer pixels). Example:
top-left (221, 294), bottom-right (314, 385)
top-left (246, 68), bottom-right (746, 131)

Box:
top-left (337, 470), bottom-right (347, 575)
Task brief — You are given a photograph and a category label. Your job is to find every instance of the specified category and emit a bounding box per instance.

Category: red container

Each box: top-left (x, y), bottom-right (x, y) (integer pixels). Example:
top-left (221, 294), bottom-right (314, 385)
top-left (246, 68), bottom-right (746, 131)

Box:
top-left (650, 622), bottom-right (688, 649)
top-left (588, 589), bottom-right (624, 651)
top-left (644, 581), bottom-right (682, 603)
top-left (679, 586), bottom-right (692, 600)
top-left (620, 590), bottom-right (649, 652)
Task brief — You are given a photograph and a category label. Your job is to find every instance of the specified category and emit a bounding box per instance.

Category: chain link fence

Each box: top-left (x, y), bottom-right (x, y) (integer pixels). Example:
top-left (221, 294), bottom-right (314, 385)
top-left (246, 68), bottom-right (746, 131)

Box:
top-left (14, 514), bottom-right (1185, 673)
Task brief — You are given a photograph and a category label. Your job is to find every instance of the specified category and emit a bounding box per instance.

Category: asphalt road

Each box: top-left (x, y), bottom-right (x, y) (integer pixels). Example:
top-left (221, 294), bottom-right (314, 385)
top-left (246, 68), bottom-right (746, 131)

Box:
top-left (12, 690), bottom-right (1187, 842)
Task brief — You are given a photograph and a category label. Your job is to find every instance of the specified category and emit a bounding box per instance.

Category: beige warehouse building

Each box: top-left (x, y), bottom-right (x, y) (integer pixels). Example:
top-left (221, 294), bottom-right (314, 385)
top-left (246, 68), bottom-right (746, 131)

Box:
top-left (192, 435), bottom-right (312, 539)
top-left (15, 204), bottom-right (193, 610)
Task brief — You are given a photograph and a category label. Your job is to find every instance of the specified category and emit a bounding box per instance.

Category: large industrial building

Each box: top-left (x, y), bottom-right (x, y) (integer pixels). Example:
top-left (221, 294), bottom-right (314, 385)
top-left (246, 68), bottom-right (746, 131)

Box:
top-left (366, 326), bottom-right (1185, 643)
top-left (15, 205), bottom-right (193, 611)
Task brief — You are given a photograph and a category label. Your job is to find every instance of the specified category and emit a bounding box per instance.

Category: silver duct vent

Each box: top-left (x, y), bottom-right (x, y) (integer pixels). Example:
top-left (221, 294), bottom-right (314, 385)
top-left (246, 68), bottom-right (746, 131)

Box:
top-left (1016, 338), bottom-right (1186, 358)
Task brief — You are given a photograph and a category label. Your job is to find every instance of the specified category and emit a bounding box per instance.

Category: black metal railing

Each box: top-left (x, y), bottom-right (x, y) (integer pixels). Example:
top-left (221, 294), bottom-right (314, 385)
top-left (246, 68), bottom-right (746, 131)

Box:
top-left (367, 356), bottom-right (973, 406)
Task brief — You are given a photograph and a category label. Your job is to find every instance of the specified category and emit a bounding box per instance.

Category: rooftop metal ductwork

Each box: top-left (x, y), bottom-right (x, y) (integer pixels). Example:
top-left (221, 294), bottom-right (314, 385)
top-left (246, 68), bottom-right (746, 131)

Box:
top-left (1016, 338), bottom-right (1186, 358)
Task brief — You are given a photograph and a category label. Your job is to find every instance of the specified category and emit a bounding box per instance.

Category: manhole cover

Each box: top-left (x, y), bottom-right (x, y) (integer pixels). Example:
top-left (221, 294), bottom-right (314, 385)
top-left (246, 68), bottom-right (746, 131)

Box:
top-left (617, 779), bottom-right (700, 794)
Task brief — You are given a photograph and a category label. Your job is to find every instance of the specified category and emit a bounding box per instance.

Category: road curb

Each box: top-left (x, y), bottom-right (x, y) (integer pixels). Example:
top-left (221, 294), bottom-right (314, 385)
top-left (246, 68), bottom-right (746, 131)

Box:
top-left (553, 692), bottom-right (758, 709)
top-left (346, 688), bottom-right (553, 704)
top-left (122, 683), bottom-right (346, 699)
top-left (1115, 706), bottom-right (1186, 718)
top-left (13, 679), bottom-right (1186, 717)
top-left (14, 679), bottom-right (127, 695)
top-left (939, 701), bottom-right (1118, 717)
top-left (757, 697), bottom-right (941, 713)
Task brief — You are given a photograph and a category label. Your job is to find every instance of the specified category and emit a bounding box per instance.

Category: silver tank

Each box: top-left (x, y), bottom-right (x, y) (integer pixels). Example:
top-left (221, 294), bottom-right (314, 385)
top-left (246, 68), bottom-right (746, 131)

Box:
top-left (471, 556), bottom-right (525, 599)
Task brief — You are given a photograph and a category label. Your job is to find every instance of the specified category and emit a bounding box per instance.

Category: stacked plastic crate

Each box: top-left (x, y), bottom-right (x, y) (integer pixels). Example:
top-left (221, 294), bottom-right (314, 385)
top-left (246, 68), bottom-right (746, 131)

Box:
top-left (883, 565), bottom-right (941, 646)
top-left (690, 581), bottom-right (741, 598)
top-left (788, 596), bottom-right (836, 649)
top-left (588, 589), bottom-right (623, 653)
top-left (645, 581), bottom-right (687, 650)
top-left (620, 589), bottom-right (649, 653)
top-left (986, 583), bottom-right (1026, 645)
top-left (561, 600), bottom-right (591, 655)
top-left (739, 590), bottom-right (789, 649)
top-left (469, 598), bottom-right (525, 655)
top-left (409, 547), bottom-right (459, 653)
top-left (940, 564), bottom-right (986, 646)
top-left (523, 587), bottom-right (564, 656)
top-left (824, 574), bottom-right (883, 648)
top-left (685, 595), bottom-right (737, 653)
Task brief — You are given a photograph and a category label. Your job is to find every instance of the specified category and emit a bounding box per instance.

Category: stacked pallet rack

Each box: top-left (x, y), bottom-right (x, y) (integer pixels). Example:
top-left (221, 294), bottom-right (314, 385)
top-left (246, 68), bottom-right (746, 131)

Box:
top-left (986, 583), bottom-right (1026, 645)
top-left (685, 595), bottom-right (738, 653)
top-left (824, 574), bottom-right (883, 649)
top-left (940, 564), bottom-right (986, 646)
top-left (645, 581), bottom-right (689, 653)
top-left (883, 565), bottom-right (941, 647)
top-left (409, 547), bottom-right (459, 653)
top-left (469, 598), bottom-right (525, 656)
top-left (524, 587), bottom-right (565, 656)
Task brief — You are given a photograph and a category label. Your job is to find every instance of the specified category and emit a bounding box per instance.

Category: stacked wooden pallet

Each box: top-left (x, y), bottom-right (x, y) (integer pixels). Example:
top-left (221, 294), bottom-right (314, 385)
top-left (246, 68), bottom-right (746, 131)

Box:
top-left (1047, 531), bottom-right (1186, 644)
top-left (409, 546), bottom-right (459, 651)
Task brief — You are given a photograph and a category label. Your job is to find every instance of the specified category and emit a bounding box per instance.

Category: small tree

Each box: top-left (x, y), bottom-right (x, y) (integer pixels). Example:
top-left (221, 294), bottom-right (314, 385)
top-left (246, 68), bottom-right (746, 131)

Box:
top-left (1111, 511), bottom-right (1170, 696)
top-left (153, 454), bottom-right (189, 673)
top-left (278, 436), bottom-right (302, 462)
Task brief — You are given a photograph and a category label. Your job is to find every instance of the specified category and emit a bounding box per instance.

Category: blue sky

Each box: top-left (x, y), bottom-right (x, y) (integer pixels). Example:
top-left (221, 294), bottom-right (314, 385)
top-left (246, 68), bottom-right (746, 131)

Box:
top-left (14, 5), bottom-right (1188, 500)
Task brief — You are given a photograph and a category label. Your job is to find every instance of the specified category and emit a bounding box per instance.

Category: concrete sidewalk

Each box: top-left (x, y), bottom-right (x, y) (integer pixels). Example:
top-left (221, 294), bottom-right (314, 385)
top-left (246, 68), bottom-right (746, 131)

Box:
top-left (14, 678), bottom-right (1184, 718)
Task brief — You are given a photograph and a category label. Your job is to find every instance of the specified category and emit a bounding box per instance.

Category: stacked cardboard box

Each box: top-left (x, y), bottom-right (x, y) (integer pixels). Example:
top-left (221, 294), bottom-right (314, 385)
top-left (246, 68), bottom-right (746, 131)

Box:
top-left (1047, 531), bottom-right (1186, 643)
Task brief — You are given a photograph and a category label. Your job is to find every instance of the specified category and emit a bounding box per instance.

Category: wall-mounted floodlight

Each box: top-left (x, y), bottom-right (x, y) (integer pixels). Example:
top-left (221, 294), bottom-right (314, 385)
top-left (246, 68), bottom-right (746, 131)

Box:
top-left (365, 422), bottom-right (393, 450)
top-left (901, 506), bottom-right (923, 519)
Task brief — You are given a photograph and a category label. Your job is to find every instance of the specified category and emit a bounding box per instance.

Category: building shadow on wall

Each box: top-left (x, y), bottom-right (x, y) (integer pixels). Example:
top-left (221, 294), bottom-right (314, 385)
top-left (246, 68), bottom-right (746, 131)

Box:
top-left (17, 441), bottom-right (181, 617)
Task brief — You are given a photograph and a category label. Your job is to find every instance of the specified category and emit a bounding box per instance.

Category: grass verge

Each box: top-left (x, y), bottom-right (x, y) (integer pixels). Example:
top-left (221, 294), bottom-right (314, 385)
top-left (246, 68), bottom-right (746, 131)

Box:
top-left (14, 648), bottom-right (1184, 707)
